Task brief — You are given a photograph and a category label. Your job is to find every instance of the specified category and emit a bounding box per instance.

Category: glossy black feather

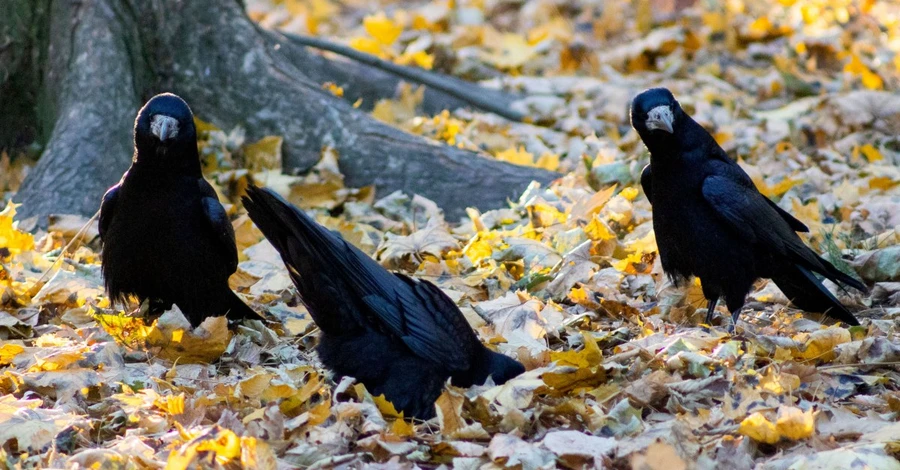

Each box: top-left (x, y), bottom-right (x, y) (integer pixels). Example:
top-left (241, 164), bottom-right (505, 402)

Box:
top-left (242, 185), bottom-right (524, 419)
top-left (632, 87), bottom-right (865, 328)
top-left (99, 93), bottom-right (256, 326)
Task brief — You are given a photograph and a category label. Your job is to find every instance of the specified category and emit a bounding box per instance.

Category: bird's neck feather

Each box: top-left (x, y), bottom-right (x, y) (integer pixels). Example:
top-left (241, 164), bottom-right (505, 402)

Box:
top-left (133, 147), bottom-right (203, 177)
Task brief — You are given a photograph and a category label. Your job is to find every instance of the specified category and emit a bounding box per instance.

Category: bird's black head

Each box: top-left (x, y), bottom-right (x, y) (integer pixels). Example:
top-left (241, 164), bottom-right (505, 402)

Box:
top-left (630, 87), bottom-right (684, 139)
top-left (485, 350), bottom-right (525, 384)
top-left (133, 93), bottom-right (200, 171)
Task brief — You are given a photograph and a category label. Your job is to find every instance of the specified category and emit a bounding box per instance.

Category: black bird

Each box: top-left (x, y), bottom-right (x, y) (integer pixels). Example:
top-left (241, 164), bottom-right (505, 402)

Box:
top-left (632, 88), bottom-right (866, 329)
top-left (242, 185), bottom-right (524, 419)
top-left (99, 93), bottom-right (256, 327)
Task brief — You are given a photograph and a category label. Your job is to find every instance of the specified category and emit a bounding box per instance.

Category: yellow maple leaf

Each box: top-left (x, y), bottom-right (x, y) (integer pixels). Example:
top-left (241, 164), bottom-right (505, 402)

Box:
top-left (0, 201), bottom-right (35, 257)
top-left (612, 252), bottom-right (643, 273)
top-left (156, 393), bottom-right (185, 415)
top-left (775, 406), bottom-right (815, 440)
top-left (481, 32), bottom-right (536, 69)
top-left (463, 235), bottom-right (494, 264)
top-left (391, 417), bottom-right (415, 436)
top-left (790, 198), bottom-right (823, 234)
top-left (535, 153), bottom-right (560, 171)
top-left (348, 37), bottom-right (386, 57)
top-left (858, 143), bottom-right (883, 162)
top-left (397, 50), bottom-right (435, 69)
top-left (584, 216), bottom-right (615, 241)
top-left (748, 16), bottom-right (772, 36)
top-left (372, 393), bottom-right (405, 419)
top-left (759, 368), bottom-right (800, 395)
top-left (869, 176), bottom-right (898, 191)
top-left (495, 146), bottom-right (534, 166)
top-left (364, 13), bottom-right (403, 46)
top-left (844, 54), bottom-right (883, 90)
top-left (739, 412), bottom-right (780, 444)
top-left (322, 82), bottom-right (344, 97)
top-left (550, 331), bottom-right (602, 368)
top-left (0, 343), bottom-right (25, 366)
top-left (620, 187), bottom-right (639, 201)
top-left (195, 429), bottom-right (241, 463)
top-left (792, 327), bottom-right (850, 361)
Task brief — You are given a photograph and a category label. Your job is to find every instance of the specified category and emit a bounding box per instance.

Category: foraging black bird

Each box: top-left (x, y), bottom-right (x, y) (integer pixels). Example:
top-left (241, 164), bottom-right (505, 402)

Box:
top-left (632, 87), bottom-right (866, 329)
top-left (99, 93), bottom-right (256, 327)
top-left (242, 185), bottom-right (524, 419)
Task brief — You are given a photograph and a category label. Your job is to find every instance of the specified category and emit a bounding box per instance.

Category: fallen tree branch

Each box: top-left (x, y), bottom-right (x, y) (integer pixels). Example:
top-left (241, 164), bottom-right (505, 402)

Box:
top-left (281, 32), bottom-right (526, 122)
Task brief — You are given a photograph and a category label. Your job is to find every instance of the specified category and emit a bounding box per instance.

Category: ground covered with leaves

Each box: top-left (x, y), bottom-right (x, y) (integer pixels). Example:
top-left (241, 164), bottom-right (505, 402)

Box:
top-left (2, 0), bottom-right (900, 468)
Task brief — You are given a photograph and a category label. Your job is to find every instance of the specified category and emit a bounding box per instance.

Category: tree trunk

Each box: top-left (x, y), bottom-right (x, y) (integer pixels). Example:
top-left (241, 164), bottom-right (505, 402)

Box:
top-left (4, 0), bottom-right (557, 227)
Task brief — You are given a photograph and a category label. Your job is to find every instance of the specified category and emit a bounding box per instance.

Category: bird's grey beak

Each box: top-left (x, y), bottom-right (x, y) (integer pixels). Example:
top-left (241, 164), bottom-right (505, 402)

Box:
top-left (150, 115), bottom-right (180, 142)
top-left (645, 105), bottom-right (674, 134)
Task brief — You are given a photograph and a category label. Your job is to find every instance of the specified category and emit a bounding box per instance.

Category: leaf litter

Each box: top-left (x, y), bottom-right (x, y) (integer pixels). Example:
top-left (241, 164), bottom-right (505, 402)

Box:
top-left (2, 0), bottom-right (900, 468)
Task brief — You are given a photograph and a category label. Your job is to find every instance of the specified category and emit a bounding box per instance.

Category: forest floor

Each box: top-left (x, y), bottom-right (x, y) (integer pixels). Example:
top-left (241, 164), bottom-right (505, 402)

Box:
top-left (1, 0), bottom-right (899, 468)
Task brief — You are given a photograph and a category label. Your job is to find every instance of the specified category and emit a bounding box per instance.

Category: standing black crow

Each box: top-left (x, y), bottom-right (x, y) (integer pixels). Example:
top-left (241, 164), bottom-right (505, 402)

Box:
top-left (632, 88), bottom-right (866, 330)
top-left (99, 93), bottom-right (256, 327)
top-left (242, 185), bottom-right (524, 419)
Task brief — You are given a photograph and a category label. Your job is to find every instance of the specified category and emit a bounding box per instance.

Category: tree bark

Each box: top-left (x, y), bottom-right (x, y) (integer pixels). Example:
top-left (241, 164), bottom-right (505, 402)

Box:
top-left (6, 0), bottom-right (557, 227)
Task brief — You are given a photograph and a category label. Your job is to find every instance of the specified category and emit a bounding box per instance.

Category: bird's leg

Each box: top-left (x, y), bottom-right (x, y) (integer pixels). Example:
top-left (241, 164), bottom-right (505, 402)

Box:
top-left (728, 308), bottom-right (741, 334)
top-left (704, 298), bottom-right (718, 324)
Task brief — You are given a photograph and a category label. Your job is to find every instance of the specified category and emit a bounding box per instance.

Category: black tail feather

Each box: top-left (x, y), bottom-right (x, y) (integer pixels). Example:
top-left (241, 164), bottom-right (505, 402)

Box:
top-left (817, 256), bottom-right (868, 294)
top-left (241, 185), bottom-right (351, 333)
top-left (772, 264), bottom-right (860, 326)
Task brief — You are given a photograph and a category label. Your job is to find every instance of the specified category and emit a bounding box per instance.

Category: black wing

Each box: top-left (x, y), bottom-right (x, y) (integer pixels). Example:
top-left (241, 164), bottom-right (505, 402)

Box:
top-left (705, 151), bottom-right (808, 233)
top-left (640, 164), bottom-right (652, 204)
top-left (700, 161), bottom-right (847, 276)
top-left (765, 198), bottom-right (809, 233)
top-left (701, 161), bottom-right (807, 255)
top-left (243, 185), bottom-right (472, 370)
top-left (98, 184), bottom-right (121, 241)
top-left (198, 179), bottom-right (238, 274)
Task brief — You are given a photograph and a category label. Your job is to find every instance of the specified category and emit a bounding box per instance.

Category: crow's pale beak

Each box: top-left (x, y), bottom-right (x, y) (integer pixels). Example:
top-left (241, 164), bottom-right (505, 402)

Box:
top-left (645, 105), bottom-right (674, 134)
top-left (150, 115), bottom-right (180, 142)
